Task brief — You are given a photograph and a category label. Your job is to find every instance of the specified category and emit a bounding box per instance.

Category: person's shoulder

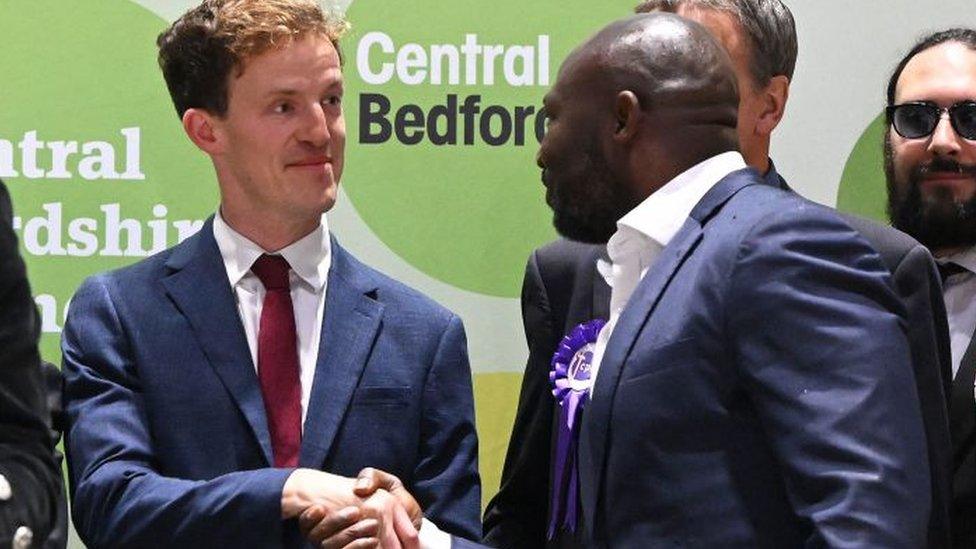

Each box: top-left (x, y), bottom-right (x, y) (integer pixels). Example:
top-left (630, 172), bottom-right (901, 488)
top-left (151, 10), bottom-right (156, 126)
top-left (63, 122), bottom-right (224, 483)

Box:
top-left (535, 238), bottom-right (603, 266)
top-left (722, 185), bottom-right (884, 260)
top-left (0, 178), bottom-right (12, 222)
top-left (333, 242), bottom-right (456, 326)
top-left (531, 237), bottom-right (603, 284)
top-left (93, 237), bottom-right (189, 285)
top-left (767, 186), bottom-right (923, 271)
top-left (832, 211), bottom-right (922, 261)
top-left (772, 167), bottom-right (923, 264)
top-left (70, 232), bottom-right (196, 306)
top-left (717, 180), bottom-right (825, 230)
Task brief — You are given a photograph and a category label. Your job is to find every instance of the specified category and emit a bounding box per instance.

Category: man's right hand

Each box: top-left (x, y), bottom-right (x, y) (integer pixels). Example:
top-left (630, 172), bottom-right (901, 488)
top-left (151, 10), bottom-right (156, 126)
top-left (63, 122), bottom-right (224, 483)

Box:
top-left (281, 469), bottom-right (359, 519)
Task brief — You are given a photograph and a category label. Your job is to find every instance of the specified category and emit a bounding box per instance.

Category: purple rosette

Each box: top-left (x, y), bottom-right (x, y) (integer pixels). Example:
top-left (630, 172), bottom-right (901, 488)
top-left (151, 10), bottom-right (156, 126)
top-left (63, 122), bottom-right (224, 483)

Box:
top-left (547, 318), bottom-right (606, 540)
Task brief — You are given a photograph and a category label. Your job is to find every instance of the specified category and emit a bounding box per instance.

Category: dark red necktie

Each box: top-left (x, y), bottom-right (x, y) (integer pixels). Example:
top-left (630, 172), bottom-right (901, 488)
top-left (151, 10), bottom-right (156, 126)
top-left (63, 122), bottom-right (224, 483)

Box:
top-left (251, 254), bottom-right (302, 467)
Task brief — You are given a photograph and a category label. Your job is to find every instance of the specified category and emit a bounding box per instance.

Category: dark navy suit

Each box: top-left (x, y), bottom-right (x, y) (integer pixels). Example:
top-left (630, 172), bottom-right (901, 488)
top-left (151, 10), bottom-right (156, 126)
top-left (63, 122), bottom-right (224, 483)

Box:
top-left (61, 218), bottom-right (481, 548)
top-left (485, 165), bottom-right (950, 548)
top-left (576, 168), bottom-right (930, 547)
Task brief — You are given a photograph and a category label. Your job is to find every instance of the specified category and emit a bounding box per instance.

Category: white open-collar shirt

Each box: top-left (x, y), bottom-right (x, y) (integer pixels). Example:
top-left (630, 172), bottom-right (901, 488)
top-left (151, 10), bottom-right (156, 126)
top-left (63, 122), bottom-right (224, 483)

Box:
top-left (590, 152), bottom-right (747, 388)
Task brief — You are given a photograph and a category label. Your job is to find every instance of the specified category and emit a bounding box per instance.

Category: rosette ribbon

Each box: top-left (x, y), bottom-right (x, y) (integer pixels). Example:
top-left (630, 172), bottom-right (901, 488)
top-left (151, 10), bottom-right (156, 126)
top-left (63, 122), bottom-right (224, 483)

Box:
top-left (547, 318), bottom-right (606, 540)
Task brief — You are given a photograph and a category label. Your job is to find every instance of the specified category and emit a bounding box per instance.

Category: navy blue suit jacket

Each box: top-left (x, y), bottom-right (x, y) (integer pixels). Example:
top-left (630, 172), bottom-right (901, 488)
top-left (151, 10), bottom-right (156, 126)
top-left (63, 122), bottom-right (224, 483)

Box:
top-left (484, 164), bottom-right (951, 549)
top-left (61, 218), bottom-right (481, 548)
top-left (579, 168), bottom-right (930, 547)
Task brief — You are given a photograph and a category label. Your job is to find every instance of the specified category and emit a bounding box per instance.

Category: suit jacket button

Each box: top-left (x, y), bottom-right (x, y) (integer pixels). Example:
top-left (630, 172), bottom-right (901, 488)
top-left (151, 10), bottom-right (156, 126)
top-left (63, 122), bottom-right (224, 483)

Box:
top-left (0, 474), bottom-right (11, 501)
top-left (12, 525), bottom-right (33, 549)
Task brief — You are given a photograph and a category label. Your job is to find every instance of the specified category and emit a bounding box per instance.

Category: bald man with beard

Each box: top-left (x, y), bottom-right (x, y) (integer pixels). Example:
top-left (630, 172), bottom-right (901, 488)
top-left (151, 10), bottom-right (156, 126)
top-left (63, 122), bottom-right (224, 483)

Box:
top-left (525, 13), bottom-right (928, 547)
top-left (485, 3), bottom-right (952, 547)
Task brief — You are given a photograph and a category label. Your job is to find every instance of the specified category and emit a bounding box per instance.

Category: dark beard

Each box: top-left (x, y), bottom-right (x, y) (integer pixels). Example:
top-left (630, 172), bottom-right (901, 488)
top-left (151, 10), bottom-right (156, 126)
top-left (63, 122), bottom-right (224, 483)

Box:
top-left (545, 146), bottom-right (635, 244)
top-left (885, 136), bottom-right (976, 250)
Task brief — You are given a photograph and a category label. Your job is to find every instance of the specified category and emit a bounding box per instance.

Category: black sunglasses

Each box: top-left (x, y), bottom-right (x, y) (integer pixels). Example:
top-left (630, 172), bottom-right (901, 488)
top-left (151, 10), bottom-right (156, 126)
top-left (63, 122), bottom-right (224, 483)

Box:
top-left (886, 101), bottom-right (976, 140)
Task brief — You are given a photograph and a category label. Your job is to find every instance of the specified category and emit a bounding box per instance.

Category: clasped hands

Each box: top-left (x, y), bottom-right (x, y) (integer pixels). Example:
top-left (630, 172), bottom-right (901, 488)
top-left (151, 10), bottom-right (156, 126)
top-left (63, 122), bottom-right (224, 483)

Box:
top-left (282, 467), bottom-right (423, 549)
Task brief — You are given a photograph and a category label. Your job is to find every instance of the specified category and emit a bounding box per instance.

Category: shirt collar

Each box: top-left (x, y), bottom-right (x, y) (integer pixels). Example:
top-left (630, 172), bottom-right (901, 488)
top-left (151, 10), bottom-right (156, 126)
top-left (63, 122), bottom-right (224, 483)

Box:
top-left (764, 159), bottom-right (787, 189)
top-left (616, 151), bottom-right (747, 249)
top-left (941, 246), bottom-right (976, 275)
top-left (213, 210), bottom-right (332, 292)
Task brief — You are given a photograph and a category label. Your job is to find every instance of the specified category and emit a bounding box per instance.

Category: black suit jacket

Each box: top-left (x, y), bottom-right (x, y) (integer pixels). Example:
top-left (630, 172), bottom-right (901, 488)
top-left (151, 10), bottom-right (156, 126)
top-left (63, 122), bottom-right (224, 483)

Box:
top-left (483, 166), bottom-right (953, 548)
top-left (0, 179), bottom-right (61, 542)
top-left (949, 286), bottom-right (976, 548)
top-left (483, 239), bottom-right (605, 549)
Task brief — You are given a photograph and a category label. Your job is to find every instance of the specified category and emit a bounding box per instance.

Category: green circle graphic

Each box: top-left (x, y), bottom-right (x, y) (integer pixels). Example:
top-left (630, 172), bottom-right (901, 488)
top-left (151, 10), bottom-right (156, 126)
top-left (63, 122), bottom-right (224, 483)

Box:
top-left (837, 113), bottom-right (889, 223)
top-left (342, 0), bottom-right (636, 297)
top-left (0, 1), bottom-right (218, 363)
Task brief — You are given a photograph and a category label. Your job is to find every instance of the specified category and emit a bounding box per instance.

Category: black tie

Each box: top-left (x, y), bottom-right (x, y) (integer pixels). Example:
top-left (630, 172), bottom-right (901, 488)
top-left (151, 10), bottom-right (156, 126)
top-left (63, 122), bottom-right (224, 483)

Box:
top-left (938, 262), bottom-right (968, 284)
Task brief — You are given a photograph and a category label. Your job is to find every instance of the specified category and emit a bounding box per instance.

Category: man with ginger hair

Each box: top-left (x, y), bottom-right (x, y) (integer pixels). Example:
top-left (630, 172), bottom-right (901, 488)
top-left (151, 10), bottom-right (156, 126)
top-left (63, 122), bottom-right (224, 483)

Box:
top-left (61, 1), bottom-right (480, 547)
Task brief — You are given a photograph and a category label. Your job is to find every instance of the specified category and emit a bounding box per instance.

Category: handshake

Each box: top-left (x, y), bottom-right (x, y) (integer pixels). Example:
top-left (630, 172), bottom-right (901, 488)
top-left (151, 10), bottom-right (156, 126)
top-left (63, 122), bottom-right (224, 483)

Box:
top-left (282, 467), bottom-right (425, 549)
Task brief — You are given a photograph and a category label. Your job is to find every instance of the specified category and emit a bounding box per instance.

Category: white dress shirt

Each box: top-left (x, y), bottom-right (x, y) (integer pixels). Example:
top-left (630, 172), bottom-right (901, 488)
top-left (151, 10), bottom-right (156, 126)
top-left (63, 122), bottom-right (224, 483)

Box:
top-left (938, 247), bottom-right (976, 387)
top-left (213, 210), bottom-right (331, 429)
top-left (213, 211), bottom-right (449, 548)
top-left (590, 152), bottom-right (748, 387)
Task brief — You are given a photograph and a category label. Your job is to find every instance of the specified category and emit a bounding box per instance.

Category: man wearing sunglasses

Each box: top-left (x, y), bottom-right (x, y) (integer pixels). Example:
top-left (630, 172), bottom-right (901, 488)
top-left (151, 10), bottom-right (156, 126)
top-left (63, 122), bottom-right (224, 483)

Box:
top-left (885, 28), bottom-right (976, 549)
top-left (484, 2), bottom-right (954, 548)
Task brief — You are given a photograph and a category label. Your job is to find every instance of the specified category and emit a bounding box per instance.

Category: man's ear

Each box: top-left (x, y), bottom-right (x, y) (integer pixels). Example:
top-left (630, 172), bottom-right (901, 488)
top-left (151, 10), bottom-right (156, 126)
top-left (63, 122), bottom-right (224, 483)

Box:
top-left (182, 108), bottom-right (223, 155)
top-left (756, 75), bottom-right (789, 136)
top-left (613, 90), bottom-right (641, 143)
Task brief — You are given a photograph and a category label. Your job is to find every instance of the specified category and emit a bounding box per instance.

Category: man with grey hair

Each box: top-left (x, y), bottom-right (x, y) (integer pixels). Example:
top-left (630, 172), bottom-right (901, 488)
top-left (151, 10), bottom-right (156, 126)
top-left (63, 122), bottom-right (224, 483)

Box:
top-left (634, 0), bottom-right (797, 169)
top-left (483, 1), bottom-right (952, 547)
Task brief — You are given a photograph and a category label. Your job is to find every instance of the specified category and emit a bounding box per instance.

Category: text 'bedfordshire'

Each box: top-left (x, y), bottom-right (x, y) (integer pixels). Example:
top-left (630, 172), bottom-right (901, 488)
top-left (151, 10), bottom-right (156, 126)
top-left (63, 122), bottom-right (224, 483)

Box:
top-left (356, 32), bottom-right (550, 147)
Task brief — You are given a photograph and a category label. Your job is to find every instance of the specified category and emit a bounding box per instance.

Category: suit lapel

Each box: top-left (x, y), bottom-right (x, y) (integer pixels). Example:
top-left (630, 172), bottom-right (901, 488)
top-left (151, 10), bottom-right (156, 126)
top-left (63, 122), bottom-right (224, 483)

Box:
top-left (578, 221), bottom-right (703, 536)
top-left (951, 333), bottom-right (976, 458)
top-left (578, 168), bottom-right (761, 538)
top-left (161, 218), bottom-right (275, 465)
top-left (299, 241), bottom-right (383, 468)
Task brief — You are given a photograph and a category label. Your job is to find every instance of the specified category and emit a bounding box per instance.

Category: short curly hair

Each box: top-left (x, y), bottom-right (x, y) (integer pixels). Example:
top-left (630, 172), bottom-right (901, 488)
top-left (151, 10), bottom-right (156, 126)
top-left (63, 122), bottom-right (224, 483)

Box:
top-left (157, 0), bottom-right (349, 118)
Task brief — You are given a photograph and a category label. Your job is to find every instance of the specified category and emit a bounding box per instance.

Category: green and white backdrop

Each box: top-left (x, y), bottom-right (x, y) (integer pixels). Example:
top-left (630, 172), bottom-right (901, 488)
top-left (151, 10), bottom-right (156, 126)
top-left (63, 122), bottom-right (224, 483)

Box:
top-left (2, 1), bottom-right (975, 545)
